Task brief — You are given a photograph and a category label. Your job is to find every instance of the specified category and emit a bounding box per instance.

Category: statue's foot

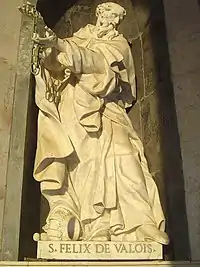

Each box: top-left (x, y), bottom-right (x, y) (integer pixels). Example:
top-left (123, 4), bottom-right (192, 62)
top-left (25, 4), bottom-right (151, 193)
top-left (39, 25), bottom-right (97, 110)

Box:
top-left (41, 208), bottom-right (82, 241)
top-left (33, 219), bottom-right (66, 241)
top-left (33, 230), bottom-right (63, 241)
top-left (135, 225), bottom-right (169, 245)
top-left (46, 219), bottom-right (63, 241)
top-left (33, 232), bottom-right (48, 241)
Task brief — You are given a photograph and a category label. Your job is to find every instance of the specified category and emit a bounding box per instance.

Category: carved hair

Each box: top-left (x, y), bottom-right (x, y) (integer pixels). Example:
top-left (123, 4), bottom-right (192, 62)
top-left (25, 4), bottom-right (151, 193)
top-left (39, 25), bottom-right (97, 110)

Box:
top-left (96, 2), bottom-right (126, 23)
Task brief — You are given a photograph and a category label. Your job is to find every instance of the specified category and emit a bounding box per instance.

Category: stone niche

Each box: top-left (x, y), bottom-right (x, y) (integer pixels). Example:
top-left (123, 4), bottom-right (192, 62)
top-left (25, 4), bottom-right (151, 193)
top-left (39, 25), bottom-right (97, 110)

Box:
top-left (18, 0), bottom-right (190, 262)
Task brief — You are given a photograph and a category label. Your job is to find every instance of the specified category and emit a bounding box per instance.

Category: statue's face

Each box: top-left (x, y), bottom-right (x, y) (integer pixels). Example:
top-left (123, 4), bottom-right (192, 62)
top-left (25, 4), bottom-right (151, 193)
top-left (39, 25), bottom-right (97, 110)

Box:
top-left (97, 8), bottom-right (120, 27)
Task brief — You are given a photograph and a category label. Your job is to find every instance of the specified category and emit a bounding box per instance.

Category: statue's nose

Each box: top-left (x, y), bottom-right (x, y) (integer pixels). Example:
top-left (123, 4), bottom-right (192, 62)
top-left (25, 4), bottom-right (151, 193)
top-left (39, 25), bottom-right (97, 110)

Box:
top-left (115, 17), bottom-right (120, 24)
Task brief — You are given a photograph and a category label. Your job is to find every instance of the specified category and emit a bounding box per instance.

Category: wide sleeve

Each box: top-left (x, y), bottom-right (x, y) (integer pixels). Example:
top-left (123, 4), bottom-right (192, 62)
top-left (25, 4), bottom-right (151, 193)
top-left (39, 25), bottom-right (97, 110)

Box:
top-left (56, 40), bottom-right (105, 74)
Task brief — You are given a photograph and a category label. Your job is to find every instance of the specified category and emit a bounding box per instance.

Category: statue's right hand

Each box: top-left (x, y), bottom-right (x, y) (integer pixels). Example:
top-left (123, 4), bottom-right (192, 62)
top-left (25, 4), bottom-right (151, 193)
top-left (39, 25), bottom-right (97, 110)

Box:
top-left (32, 32), bottom-right (57, 48)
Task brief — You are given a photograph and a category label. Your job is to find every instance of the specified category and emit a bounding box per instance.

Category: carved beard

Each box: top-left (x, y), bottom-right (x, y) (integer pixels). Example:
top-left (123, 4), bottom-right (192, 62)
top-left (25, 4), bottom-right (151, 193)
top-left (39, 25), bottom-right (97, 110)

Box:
top-left (96, 23), bottom-right (117, 38)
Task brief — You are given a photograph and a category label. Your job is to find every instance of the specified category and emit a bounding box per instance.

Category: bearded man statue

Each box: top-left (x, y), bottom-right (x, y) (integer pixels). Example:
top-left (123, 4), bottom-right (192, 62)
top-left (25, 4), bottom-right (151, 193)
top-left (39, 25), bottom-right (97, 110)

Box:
top-left (32, 2), bottom-right (169, 245)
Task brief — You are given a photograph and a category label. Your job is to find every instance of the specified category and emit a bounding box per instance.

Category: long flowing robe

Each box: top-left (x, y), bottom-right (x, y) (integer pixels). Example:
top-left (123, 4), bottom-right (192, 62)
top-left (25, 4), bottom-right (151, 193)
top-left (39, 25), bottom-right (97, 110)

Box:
top-left (34, 24), bottom-right (165, 241)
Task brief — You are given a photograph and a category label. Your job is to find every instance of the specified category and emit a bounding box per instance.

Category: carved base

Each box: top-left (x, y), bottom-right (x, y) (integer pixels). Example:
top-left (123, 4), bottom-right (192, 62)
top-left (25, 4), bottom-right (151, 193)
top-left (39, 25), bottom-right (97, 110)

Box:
top-left (37, 241), bottom-right (163, 260)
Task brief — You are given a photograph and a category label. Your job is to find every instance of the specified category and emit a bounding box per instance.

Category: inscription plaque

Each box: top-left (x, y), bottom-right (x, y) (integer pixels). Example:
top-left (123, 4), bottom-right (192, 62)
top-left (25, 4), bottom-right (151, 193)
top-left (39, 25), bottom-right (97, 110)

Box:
top-left (37, 242), bottom-right (162, 260)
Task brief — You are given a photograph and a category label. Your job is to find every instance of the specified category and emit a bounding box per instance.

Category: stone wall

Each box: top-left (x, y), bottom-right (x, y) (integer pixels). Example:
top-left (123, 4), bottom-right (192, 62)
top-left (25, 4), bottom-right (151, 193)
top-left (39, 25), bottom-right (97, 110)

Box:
top-left (163, 0), bottom-right (200, 261)
top-left (0, 0), bottom-right (24, 257)
top-left (0, 0), bottom-right (40, 261)
top-left (128, 0), bottom-right (190, 260)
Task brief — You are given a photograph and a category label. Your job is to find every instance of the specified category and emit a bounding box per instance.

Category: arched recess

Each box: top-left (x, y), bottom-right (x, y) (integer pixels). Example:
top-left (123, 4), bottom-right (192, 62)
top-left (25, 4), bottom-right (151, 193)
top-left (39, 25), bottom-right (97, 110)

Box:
top-left (15, 0), bottom-right (190, 261)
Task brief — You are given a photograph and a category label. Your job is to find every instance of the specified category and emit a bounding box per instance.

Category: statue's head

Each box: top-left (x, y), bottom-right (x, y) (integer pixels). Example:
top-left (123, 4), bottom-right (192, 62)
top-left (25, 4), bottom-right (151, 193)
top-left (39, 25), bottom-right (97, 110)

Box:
top-left (96, 2), bottom-right (126, 28)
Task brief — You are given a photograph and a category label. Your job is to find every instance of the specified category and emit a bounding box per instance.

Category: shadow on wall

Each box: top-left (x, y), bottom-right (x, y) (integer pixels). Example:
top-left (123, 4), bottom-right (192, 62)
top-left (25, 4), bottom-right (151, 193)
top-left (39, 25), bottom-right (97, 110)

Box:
top-left (33, 0), bottom-right (191, 261)
top-left (129, 0), bottom-right (191, 261)
top-left (19, 76), bottom-right (40, 260)
top-left (36, 0), bottom-right (79, 29)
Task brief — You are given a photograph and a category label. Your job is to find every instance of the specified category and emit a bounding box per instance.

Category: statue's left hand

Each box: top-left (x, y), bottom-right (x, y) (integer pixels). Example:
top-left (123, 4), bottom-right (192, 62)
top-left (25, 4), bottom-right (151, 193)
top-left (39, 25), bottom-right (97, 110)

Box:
top-left (32, 33), bottom-right (57, 48)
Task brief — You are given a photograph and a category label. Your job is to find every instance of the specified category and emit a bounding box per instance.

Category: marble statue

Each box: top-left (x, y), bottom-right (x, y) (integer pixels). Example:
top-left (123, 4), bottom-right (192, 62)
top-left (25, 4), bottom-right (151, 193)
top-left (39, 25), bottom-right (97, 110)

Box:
top-left (32, 2), bottom-right (169, 245)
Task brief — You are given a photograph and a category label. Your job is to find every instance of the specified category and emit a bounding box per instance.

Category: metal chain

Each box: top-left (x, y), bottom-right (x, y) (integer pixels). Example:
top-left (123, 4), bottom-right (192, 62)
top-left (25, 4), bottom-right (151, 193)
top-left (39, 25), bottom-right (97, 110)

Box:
top-left (18, 2), bottom-right (90, 106)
